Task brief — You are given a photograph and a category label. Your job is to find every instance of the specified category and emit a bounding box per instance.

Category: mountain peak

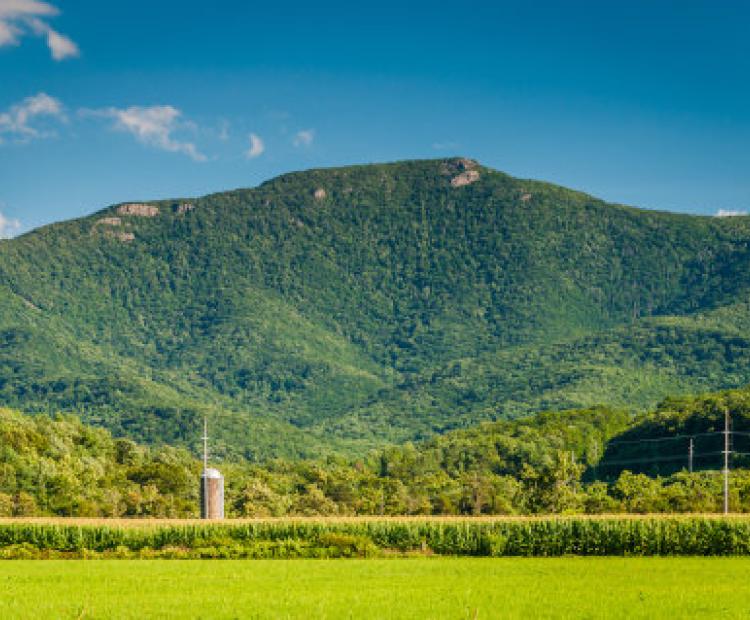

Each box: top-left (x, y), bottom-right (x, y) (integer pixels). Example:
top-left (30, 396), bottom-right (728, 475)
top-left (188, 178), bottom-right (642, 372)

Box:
top-left (3, 160), bottom-right (750, 458)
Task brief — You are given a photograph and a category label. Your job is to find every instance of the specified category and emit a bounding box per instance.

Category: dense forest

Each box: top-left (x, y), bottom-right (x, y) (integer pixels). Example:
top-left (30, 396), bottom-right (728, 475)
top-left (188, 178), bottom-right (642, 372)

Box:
top-left (3, 158), bottom-right (750, 457)
top-left (3, 384), bottom-right (750, 517)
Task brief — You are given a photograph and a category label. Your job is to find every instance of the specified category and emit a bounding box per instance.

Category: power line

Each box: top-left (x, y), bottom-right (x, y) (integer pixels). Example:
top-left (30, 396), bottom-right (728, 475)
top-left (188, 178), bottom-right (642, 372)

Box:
top-left (586, 411), bottom-right (739, 515)
top-left (603, 430), bottom-right (750, 452)
top-left (607, 430), bottom-right (724, 446)
top-left (597, 451), bottom-right (724, 468)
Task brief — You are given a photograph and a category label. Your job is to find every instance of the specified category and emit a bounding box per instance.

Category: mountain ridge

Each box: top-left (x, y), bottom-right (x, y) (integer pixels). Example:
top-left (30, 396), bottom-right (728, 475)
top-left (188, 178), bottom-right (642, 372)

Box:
top-left (2, 158), bottom-right (750, 458)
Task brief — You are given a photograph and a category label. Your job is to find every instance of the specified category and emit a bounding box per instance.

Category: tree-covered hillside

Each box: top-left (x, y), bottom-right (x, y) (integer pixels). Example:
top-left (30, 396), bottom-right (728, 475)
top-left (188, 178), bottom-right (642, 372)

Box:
top-left (0, 408), bottom-right (198, 517)
top-left (2, 158), bottom-right (750, 457)
top-left (4, 385), bottom-right (750, 517)
top-left (598, 386), bottom-right (750, 479)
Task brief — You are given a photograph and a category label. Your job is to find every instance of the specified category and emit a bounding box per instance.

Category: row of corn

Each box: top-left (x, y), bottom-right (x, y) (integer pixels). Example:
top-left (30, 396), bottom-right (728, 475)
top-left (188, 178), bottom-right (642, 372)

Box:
top-left (1, 517), bottom-right (750, 556)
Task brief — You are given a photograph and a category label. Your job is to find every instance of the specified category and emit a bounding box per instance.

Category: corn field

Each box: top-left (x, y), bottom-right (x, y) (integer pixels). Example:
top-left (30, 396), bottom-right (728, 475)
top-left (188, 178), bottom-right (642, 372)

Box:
top-left (0, 516), bottom-right (750, 558)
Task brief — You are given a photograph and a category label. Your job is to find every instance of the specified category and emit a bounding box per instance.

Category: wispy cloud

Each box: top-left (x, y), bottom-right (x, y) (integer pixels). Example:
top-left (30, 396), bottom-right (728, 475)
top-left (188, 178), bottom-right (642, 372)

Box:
top-left (716, 209), bottom-right (747, 217)
top-left (0, 1), bottom-right (79, 61)
top-left (246, 132), bottom-right (265, 159)
top-left (293, 129), bottom-right (315, 148)
top-left (27, 15), bottom-right (77, 60)
top-left (0, 211), bottom-right (21, 239)
top-left (0, 92), bottom-right (65, 143)
top-left (0, 18), bottom-right (20, 45)
top-left (83, 105), bottom-right (207, 161)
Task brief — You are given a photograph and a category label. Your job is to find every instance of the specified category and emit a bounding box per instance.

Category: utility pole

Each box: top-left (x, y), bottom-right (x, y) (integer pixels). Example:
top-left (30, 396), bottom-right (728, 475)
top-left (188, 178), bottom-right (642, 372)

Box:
top-left (202, 416), bottom-right (209, 473)
top-left (199, 416), bottom-right (225, 520)
top-left (688, 437), bottom-right (694, 474)
top-left (723, 408), bottom-right (730, 515)
top-left (202, 416), bottom-right (209, 519)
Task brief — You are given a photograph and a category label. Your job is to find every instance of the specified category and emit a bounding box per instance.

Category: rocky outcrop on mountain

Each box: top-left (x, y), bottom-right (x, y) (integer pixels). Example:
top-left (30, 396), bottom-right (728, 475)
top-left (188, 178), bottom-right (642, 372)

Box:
top-left (118, 204), bottom-right (160, 217)
top-left (95, 217), bottom-right (123, 226)
top-left (450, 170), bottom-right (480, 187)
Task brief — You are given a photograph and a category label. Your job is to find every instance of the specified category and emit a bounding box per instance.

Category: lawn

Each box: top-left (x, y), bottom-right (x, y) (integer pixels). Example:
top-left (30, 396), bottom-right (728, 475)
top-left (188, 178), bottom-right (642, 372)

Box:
top-left (0, 558), bottom-right (747, 619)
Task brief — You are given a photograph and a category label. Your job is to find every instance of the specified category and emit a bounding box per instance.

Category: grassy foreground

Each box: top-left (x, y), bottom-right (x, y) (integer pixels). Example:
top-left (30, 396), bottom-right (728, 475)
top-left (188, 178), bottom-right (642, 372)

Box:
top-left (0, 558), bottom-right (747, 619)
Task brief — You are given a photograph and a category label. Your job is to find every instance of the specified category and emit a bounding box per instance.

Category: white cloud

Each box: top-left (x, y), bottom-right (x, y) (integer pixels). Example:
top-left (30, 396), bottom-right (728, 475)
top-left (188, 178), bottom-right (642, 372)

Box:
top-left (84, 105), bottom-right (207, 161)
top-left (0, 92), bottom-right (65, 142)
top-left (0, 1), bottom-right (79, 61)
top-left (716, 209), bottom-right (747, 217)
top-left (0, 211), bottom-right (21, 239)
top-left (246, 132), bottom-right (264, 158)
top-left (27, 16), bottom-right (77, 60)
top-left (0, 19), bottom-right (20, 45)
top-left (0, 1), bottom-right (56, 21)
top-left (293, 129), bottom-right (314, 148)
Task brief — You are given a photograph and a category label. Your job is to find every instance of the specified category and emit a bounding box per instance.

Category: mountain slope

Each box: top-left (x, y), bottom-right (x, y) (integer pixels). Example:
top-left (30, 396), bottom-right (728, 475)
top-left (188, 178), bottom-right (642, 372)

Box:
top-left (2, 158), bottom-right (750, 457)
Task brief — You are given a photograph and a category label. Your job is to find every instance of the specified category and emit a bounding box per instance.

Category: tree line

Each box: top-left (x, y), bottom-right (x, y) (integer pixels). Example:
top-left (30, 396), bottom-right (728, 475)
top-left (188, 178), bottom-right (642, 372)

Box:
top-left (3, 384), bottom-right (750, 516)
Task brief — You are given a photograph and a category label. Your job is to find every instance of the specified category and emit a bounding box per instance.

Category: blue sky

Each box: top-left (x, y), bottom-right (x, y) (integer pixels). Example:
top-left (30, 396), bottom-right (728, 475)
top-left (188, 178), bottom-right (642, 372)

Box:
top-left (1, 0), bottom-right (749, 235)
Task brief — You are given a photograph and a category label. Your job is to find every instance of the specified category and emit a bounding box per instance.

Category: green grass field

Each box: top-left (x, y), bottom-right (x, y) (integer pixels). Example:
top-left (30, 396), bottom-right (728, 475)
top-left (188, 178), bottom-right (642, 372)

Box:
top-left (0, 558), bottom-right (748, 619)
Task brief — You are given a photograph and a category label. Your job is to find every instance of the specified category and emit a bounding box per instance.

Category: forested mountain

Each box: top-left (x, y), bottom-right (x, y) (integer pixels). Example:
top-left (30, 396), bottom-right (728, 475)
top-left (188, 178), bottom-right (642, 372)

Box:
top-left (2, 158), bottom-right (750, 458)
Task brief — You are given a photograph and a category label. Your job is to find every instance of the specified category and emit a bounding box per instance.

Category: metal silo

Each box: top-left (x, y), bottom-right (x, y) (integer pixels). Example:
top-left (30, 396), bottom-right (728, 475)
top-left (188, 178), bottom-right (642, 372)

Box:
top-left (200, 467), bottom-right (225, 519)
top-left (200, 417), bottom-right (224, 519)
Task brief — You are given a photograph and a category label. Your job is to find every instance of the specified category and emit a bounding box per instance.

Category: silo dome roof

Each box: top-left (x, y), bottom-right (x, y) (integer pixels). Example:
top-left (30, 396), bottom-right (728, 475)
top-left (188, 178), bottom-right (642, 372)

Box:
top-left (202, 468), bottom-right (223, 479)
